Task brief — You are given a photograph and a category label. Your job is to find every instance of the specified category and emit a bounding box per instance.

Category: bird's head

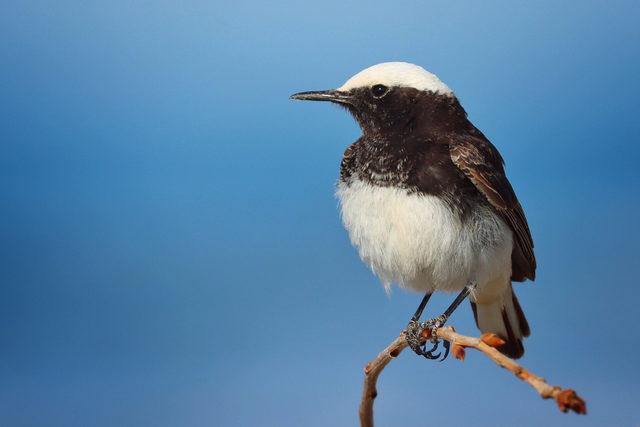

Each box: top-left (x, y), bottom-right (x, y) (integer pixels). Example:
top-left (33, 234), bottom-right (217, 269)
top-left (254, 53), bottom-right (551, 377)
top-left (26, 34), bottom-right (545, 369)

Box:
top-left (290, 62), bottom-right (455, 136)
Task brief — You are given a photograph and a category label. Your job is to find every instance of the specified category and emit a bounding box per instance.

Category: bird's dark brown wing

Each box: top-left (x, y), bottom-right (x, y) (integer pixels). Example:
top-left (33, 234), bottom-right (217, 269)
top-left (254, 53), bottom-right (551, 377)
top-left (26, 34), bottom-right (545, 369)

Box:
top-left (449, 134), bottom-right (536, 281)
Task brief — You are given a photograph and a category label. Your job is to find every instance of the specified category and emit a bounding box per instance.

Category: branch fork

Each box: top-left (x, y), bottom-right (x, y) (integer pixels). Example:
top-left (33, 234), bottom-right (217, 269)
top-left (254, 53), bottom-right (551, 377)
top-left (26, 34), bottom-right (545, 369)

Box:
top-left (359, 326), bottom-right (586, 427)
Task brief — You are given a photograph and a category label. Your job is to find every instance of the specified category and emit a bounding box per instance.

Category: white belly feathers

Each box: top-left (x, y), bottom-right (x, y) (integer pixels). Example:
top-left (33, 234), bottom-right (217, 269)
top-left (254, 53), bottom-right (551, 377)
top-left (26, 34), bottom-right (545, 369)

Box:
top-left (336, 179), bottom-right (513, 295)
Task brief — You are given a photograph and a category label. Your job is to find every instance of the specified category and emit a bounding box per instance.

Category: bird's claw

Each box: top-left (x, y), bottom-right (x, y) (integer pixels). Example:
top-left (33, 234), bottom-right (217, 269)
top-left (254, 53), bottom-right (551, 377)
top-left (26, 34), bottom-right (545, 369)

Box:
top-left (405, 320), bottom-right (425, 354)
top-left (405, 316), bottom-right (450, 361)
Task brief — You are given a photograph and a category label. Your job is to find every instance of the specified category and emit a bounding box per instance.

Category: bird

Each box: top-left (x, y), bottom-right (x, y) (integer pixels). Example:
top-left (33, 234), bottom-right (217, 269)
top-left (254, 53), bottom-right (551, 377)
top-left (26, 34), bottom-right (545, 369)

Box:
top-left (290, 62), bottom-right (535, 360)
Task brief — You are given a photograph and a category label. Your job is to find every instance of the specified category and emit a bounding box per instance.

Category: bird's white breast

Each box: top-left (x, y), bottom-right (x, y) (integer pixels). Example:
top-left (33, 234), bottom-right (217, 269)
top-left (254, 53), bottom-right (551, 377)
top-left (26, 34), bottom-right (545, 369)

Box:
top-left (336, 179), bottom-right (513, 295)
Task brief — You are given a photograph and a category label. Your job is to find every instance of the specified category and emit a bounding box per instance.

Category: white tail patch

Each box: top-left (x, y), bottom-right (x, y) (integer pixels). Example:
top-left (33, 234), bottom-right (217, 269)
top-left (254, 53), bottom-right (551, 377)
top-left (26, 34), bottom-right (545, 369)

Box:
top-left (472, 285), bottom-right (529, 358)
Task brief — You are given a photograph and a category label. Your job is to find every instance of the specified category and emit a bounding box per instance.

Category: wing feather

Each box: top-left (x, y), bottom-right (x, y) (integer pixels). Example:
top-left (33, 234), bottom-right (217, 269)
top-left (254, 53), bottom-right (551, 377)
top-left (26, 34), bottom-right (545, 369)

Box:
top-left (449, 134), bottom-right (536, 281)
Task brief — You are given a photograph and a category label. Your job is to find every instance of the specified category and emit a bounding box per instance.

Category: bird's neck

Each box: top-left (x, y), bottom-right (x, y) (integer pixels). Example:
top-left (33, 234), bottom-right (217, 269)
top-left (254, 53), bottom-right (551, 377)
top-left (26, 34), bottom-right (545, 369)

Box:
top-left (343, 134), bottom-right (419, 189)
top-left (342, 94), bottom-right (474, 188)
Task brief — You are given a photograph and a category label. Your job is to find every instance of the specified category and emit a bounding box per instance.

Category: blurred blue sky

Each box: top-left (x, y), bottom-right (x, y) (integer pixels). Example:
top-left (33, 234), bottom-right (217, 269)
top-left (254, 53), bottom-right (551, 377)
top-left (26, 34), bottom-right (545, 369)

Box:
top-left (1, 1), bottom-right (639, 426)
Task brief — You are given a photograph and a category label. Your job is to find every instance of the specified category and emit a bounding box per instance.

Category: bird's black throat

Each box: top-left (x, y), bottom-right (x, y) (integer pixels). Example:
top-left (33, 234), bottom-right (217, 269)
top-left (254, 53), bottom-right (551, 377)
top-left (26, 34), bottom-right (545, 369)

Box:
top-left (339, 88), bottom-right (488, 216)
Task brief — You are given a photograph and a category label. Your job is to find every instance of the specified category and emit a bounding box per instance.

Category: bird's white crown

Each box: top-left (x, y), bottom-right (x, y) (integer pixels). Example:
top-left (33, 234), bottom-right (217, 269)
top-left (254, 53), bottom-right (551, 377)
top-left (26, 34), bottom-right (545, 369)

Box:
top-left (338, 62), bottom-right (452, 95)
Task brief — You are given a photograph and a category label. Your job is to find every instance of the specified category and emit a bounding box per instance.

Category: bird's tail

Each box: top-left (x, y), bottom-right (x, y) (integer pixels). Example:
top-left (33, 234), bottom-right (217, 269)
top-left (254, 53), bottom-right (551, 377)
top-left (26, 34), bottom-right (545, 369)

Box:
top-left (470, 285), bottom-right (530, 359)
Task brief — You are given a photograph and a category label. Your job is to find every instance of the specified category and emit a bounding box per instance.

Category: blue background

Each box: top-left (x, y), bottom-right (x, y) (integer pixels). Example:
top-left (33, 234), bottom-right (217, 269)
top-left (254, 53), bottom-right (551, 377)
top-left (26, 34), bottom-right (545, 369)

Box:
top-left (2, 1), bottom-right (639, 426)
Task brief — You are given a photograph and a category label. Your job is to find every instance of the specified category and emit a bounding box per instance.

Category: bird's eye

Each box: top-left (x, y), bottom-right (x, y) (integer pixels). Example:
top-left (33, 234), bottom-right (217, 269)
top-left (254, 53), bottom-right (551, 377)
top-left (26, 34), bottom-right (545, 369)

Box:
top-left (371, 84), bottom-right (389, 98)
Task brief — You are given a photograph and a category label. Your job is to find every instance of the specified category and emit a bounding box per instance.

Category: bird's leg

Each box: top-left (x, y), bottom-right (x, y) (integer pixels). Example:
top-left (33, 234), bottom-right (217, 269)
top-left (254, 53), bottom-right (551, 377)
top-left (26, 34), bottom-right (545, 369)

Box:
top-left (405, 292), bottom-right (432, 356)
top-left (411, 291), bottom-right (432, 322)
top-left (405, 283), bottom-right (477, 361)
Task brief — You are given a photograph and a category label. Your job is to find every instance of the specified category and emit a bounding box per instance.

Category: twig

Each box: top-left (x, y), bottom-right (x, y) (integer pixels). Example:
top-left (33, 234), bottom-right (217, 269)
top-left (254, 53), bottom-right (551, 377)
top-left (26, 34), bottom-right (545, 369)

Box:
top-left (359, 326), bottom-right (586, 427)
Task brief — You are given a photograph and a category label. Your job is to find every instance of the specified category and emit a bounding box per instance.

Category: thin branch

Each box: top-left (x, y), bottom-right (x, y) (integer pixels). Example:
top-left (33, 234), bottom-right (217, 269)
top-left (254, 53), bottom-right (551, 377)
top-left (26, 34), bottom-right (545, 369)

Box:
top-left (359, 326), bottom-right (586, 427)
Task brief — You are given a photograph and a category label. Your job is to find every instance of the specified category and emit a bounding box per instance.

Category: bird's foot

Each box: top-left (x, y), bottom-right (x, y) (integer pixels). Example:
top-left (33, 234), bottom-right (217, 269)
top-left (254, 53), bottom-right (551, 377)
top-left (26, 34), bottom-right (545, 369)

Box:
top-left (405, 315), bottom-right (450, 361)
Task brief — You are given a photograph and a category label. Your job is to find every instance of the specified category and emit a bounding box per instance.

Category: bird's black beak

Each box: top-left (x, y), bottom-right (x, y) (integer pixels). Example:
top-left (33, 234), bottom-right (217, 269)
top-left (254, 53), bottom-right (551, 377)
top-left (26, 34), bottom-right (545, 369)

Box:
top-left (289, 89), bottom-right (353, 105)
